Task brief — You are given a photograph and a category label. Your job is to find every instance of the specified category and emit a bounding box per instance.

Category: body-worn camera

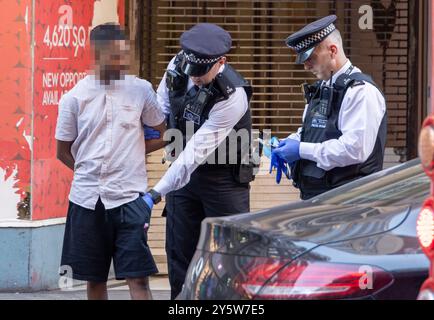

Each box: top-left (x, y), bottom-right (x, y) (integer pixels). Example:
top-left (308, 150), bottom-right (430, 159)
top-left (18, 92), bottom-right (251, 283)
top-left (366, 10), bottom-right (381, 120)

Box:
top-left (183, 87), bottom-right (213, 125)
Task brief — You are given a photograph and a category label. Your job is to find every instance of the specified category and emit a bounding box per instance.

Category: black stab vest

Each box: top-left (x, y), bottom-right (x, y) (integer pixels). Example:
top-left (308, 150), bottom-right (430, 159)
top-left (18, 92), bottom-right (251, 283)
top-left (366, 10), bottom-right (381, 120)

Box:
top-left (292, 72), bottom-right (387, 200)
top-left (167, 54), bottom-right (253, 169)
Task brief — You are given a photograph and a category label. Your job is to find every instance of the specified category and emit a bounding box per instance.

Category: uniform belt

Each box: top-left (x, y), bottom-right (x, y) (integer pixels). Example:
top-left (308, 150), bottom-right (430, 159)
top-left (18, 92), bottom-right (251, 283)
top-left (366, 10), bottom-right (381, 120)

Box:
top-left (197, 163), bottom-right (237, 171)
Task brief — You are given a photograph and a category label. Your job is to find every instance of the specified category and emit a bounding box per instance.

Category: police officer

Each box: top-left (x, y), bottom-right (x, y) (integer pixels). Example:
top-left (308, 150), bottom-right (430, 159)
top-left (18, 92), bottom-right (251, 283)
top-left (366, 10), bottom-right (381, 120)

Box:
top-left (270, 15), bottom-right (387, 200)
top-left (142, 23), bottom-right (254, 299)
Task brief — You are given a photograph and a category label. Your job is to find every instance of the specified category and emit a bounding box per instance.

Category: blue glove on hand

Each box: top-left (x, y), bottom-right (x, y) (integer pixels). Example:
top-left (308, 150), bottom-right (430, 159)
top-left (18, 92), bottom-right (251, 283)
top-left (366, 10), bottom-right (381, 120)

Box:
top-left (142, 193), bottom-right (154, 210)
top-left (144, 125), bottom-right (160, 140)
top-left (273, 138), bottom-right (301, 164)
top-left (269, 152), bottom-right (289, 184)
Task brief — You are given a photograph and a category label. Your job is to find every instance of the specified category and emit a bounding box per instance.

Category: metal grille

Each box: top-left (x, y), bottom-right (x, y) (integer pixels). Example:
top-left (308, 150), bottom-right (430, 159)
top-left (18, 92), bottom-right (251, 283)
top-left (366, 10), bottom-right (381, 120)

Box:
top-left (141, 0), bottom-right (409, 147)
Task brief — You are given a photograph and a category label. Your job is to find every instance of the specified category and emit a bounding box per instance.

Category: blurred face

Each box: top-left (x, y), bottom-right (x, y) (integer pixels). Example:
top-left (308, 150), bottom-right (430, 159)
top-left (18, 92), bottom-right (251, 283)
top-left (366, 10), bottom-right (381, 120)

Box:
top-left (190, 57), bottom-right (226, 86)
top-left (92, 40), bottom-right (130, 81)
top-left (303, 42), bottom-right (337, 81)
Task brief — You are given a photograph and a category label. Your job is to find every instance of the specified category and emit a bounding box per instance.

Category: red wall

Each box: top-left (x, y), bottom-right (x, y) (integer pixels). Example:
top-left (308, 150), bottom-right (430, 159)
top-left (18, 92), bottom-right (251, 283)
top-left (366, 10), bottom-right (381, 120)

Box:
top-left (0, 0), bottom-right (33, 207)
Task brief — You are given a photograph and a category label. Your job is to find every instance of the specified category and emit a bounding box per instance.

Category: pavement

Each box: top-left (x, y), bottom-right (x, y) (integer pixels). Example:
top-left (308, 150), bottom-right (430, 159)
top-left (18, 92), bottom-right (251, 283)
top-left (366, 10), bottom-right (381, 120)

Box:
top-left (0, 276), bottom-right (171, 300)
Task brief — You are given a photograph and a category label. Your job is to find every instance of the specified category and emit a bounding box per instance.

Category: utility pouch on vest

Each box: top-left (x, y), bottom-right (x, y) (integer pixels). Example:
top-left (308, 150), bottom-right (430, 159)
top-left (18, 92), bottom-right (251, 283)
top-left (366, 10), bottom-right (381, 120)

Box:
top-left (303, 162), bottom-right (326, 179)
top-left (233, 163), bottom-right (255, 184)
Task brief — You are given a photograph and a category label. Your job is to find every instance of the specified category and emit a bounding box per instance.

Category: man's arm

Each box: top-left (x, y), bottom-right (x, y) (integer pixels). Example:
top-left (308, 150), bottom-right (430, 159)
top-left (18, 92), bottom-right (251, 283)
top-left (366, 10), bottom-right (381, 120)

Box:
top-left (145, 121), bottom-right (167, 154)
top-left (56, 140), bottom-right (75, 171)
top-left (55, 92), bottom-right (78, 170)
top-left (153, 88), bottom-right (249, 197)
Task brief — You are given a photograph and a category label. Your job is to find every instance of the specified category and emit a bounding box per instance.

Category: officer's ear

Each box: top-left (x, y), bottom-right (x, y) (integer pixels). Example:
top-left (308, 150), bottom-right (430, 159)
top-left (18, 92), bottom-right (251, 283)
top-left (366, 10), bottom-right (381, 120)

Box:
top-left (218, 56), bottom-right (227, 65)
top-left (329, 44), bottom-right (338, 59)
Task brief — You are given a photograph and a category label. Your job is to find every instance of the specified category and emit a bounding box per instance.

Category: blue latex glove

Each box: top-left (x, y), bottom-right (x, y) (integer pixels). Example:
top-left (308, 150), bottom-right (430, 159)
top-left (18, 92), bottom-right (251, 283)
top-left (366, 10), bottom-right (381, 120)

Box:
top-left (269, 152), bottom-right (289, 184)
top-left (142, 193), bottom-right (154, 210)
top-left (273, 138), bottom-right (301, 164)
top-left (144, 125), bottom-right (160, 140)
top-left (263, 136), bottom-right (280, 159)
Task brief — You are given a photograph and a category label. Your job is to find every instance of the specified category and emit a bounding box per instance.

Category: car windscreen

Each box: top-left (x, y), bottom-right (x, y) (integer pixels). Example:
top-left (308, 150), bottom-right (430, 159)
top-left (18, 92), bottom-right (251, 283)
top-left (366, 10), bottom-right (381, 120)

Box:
top-left (311, 160), bottom-right (430, 206)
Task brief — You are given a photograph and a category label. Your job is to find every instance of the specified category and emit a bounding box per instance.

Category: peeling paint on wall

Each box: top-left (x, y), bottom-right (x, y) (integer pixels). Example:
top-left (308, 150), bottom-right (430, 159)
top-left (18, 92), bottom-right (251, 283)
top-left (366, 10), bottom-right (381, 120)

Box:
top-left (0, 0), bottom-right (33, 221)
top-left (0, 167), bottom-right (22, 220)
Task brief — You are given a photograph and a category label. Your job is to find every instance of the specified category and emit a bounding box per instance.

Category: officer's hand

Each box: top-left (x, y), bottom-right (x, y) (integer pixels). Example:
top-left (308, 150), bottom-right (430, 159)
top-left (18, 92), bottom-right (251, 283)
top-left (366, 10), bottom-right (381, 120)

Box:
top-left (144, 125), bottom-right (161, 140)
top-left (273, 138), bottom-right (301, 164)
top-left (142, 193), bottom-right (154, 211)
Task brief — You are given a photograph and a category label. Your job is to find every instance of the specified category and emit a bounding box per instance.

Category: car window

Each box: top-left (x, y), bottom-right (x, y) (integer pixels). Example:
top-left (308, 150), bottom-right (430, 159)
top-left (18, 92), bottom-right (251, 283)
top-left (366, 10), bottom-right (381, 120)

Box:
top-left (312, 160), bottom-right (430, 206)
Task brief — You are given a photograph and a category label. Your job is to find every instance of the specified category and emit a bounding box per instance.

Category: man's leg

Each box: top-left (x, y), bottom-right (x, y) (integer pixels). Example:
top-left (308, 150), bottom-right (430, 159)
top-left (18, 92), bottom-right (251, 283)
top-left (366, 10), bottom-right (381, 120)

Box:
top-left (112, 197), bottom-right (158, 300)
top-left (126, 277), bottom-right (153, 300)
top-left (60, 200), bottom-right (113, 300)
top-left (87, 281), bottom-right (108, 300)
top-left (165, 183), bottom-right (204, 299)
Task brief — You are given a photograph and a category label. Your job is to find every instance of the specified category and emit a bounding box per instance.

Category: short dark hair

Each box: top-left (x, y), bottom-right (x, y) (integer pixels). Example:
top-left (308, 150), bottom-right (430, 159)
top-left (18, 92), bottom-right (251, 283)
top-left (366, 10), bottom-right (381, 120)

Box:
top-left (90, 23), bottom-right (126, 42)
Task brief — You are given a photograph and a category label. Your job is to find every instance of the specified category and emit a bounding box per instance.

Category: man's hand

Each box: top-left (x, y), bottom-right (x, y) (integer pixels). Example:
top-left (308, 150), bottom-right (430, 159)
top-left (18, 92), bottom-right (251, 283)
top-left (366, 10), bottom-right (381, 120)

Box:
top-left (273, 138), bottom-right (301, 164)
top-left (145, 121), bottom-right (167, 154)
top-left (142, 193), bottom-right (154, 210)
top-left (144, 125), bottom-right (161, 140)
top-left (56, 140), bottom-right (75, 170)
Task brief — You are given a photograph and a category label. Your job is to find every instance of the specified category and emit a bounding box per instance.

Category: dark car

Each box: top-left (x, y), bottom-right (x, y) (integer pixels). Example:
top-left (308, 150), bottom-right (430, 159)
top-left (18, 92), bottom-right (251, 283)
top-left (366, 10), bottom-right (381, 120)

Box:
top-left (179, 159), bottom-right (430, 300)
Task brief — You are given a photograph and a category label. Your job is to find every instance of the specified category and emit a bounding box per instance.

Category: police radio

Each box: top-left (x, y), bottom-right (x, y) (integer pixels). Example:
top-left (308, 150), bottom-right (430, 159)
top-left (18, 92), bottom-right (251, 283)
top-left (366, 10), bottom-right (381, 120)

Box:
top-left (166, 69), bottom-right (188, 92)
top-left (318, 71), bottom-right (334, 117)
top-left (166, 54), bottom-right (188, 92)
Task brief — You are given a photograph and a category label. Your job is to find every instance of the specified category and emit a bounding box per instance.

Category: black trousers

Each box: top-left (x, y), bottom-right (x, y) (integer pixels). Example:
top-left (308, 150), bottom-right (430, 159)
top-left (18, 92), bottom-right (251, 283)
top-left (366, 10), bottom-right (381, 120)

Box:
top-left (164, 166), bottom-right (250, 299)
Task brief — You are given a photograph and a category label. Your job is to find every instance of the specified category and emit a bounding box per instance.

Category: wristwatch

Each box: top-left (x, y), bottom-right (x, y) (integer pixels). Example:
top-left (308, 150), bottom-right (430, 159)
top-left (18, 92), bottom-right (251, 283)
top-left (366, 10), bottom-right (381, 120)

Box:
top-left (148, 189), bottom-right (162, 205)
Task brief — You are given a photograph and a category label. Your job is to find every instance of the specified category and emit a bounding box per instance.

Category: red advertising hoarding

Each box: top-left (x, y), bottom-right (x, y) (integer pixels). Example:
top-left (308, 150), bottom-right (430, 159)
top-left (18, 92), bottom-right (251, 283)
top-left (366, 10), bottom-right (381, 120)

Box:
top-left (0, 0), bottom-right (32, 220)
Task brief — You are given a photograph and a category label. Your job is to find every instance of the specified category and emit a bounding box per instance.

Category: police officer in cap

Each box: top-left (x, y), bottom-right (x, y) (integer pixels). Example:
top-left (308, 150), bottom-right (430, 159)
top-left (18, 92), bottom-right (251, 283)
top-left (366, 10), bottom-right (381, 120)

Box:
top-left (142, 23), bottom-right (254, 299)
top-left (270, 15), bottom-right (387, 200)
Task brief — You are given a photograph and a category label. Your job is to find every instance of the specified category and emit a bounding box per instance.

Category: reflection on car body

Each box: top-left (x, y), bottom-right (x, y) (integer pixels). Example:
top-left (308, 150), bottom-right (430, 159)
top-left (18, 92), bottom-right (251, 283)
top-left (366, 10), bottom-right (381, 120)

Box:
top-left (179, 159), bottom-right (430, 300)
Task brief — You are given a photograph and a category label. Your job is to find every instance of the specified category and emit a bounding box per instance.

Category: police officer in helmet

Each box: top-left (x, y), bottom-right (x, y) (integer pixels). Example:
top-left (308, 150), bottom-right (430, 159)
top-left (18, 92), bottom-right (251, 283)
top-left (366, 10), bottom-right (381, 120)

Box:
top-left (270, 15), bottom-right (387, 200)
top-left (142, 23), bottom-right (254, 299)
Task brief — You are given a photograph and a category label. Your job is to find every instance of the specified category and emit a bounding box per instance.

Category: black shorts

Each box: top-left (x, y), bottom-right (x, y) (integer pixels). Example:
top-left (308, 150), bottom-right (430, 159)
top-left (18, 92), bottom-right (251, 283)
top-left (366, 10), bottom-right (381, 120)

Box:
top-left (60, 197), bottom-right (158, 282)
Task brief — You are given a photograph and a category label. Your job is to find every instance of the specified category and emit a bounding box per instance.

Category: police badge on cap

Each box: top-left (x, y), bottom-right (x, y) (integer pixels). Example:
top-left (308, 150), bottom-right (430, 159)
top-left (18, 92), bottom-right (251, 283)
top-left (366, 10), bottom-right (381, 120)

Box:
top-left (180, 23), bottom-right (232, 77)
top-left (285, 15), bottom-right (337, 64)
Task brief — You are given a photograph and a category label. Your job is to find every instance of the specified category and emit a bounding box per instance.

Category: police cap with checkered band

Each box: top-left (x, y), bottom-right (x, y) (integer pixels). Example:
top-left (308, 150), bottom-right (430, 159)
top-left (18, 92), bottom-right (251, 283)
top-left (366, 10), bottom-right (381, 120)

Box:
top-left (286, 15), bottom-right (337, 64)
top-left (180, 23), bottom-right (232, 77)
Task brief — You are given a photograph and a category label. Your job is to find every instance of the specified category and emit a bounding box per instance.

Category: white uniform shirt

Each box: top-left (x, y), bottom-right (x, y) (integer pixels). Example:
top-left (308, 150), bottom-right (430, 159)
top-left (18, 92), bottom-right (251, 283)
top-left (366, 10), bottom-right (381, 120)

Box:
top-left (289, 60), bottom-right (386, 171)
top-left (55, 75), bottom-right (165, 210)
top-left (153, 57), bottom-right (249, 197)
